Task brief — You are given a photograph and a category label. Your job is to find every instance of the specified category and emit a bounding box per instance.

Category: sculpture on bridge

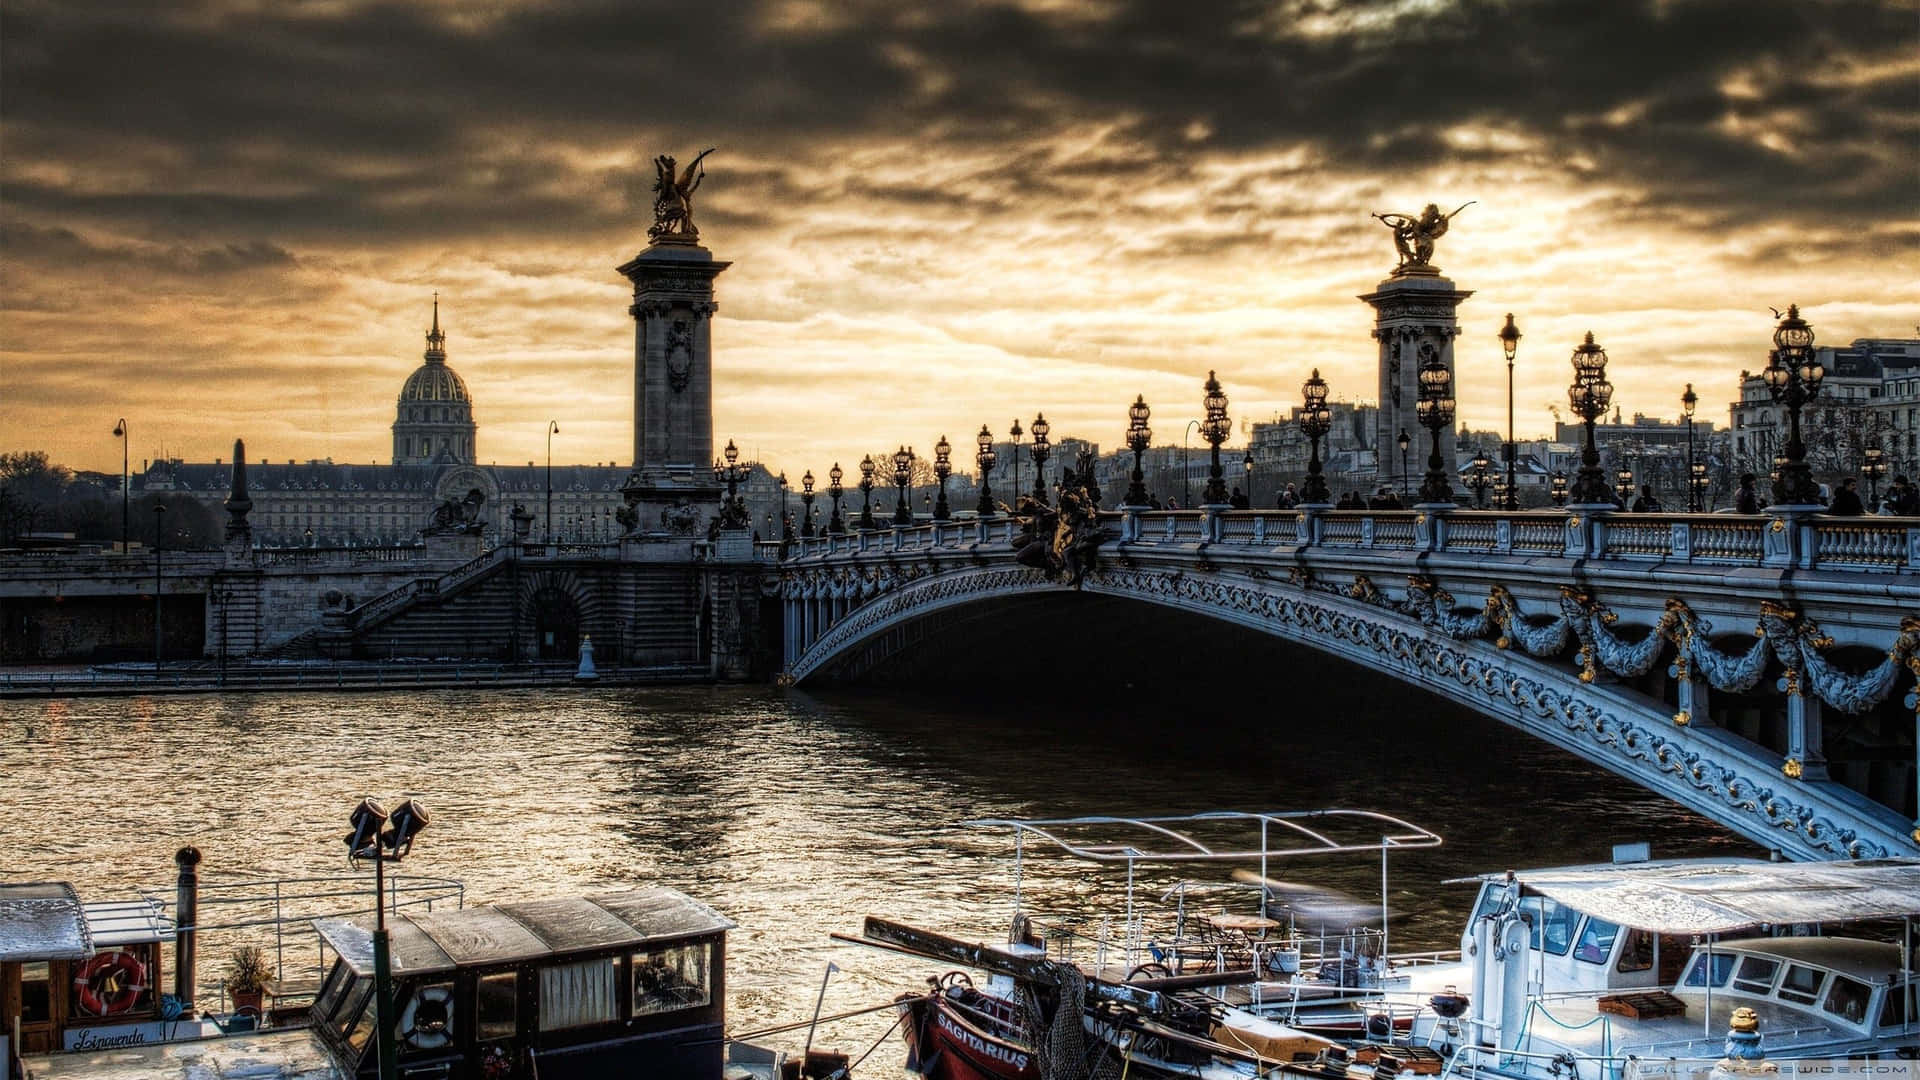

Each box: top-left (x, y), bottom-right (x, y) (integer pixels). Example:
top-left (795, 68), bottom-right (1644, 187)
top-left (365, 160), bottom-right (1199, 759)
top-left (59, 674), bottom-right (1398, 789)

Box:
top-left (1373, 201), bottom-right (1472, 275)
top-left (424, 488), bottom-right (487, 536)
top-left (1014, 450), bottom-right (1110, 587)
top-left (660, 499), bottom-right (701, 536)
top-left (649, 148), bottom-right (716, 243)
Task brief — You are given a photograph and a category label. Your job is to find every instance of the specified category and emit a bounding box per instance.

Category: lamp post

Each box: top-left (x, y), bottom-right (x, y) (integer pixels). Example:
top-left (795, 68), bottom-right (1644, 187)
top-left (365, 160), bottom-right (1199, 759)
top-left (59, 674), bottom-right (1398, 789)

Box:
top-left (344, 797), bottom-right (430, 1080)
top-left (778, 471), bottom-right (789, 535)
top-left (976, 426), bottom-right (998, 516)
top-left (112, 419), bottom-right (130, 553)
top-left (1299, 369), bottom-right (1333, 505)
top-left (1028, 413), bottom-right (1051, 503)
top-left (1567, 332), bottom-right (1615, 505)
top-left (1763, 304), bottom-right (1824, 506)
top-left (545, 420), bottom-right (559, 541)
top-left (1550, 470), bottom-right (1569, 507)
top-left (1183, 419), bottom-right (1201, 508)
top-left (933, 435), bottom-right (952, 520)
top-left (1691, 462), bottom-right (1710, 510)
top-left (1201, 371), bottom-right (1231, 505)
top-left (1500, 314), bottom-right (1522, 510)
top-left (152, 503), bottom-right (167, 671)
top-left (1125, 396), bottom-right (1152, 507)
top-left (1681, 382), bottom-right (1700, 511)
top-left (800, 471), bottom-right (816, 537)
top-left (1396, 429), bottom-right (1411, 498)
top-left (1008, 419), bottom-right (1023, 511)
top-left (826, 464), bottom-right (845, 534)
top-left (1468, 449), bottom-right (1494, 508)
top-left (1864, 447), bottom-right (1887, 511)
top-left (1415, 354), bottom-right (1456, 505)
top-left (508, 505), bottom-right (531, 660)
top-left (1242, 449), bottom-right (1254, 506)
top-left (891, 446), bottom-right (914, 526)
top-left (857, 455), bottom-right (877, 530)
top-left (1615, 467), bottom-right (1635, 507)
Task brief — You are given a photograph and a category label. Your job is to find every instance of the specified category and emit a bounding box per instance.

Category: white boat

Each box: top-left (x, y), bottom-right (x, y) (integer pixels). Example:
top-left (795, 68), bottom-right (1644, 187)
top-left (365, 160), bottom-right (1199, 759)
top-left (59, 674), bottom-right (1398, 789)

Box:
top-left (1391, 857), bottom-right (1920, 1080)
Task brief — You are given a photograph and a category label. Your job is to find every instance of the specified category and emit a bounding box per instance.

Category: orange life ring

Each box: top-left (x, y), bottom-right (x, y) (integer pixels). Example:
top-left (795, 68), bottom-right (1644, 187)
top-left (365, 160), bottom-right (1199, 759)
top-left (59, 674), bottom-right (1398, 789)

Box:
top-left (73, 950), bottom-right (148, 1017)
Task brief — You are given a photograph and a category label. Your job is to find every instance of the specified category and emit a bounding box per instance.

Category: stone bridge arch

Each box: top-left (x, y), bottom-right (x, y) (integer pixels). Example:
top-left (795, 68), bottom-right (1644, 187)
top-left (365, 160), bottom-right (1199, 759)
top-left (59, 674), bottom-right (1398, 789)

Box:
top-left (780, 555), bottom-right (1919, 863)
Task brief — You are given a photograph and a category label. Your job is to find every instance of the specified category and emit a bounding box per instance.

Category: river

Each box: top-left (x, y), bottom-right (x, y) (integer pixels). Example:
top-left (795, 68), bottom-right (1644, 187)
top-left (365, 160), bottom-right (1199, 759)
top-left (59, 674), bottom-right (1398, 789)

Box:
top-left (0, 681), bottom-right (1750, 1073)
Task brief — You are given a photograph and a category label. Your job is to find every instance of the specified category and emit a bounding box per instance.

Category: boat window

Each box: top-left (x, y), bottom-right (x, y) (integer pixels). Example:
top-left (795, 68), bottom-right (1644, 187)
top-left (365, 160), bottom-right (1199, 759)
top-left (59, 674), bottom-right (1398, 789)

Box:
top-left (1471, 883), bottom-right (1508, 922)
top-left (1573, 918), bottom-right (1619, 965)
top-left (1518, 897), bottom-right (1576, 956)
top-left (538, 956), bottom-right (618, 1032)
top-left (477, 972), bottom-right (517, 1040)
top-left (397, 981), bottom-right (456, 1051)
top-left (1682, 952), bottom-right (1735, 987)
top-left (1732, 956), bottom-right (1779, 994)
top-left (333, 976), bottom-right (374, 1036)
top-left (1777, 963), bottom-right (1825, 1005)
top-left (20, 961), bottom-right (51, 1023)
top-left (1878, 981), bottom-right (1916, 1029)
top-left (1822, 975), bottom-right (1871, 1025)
top-left (632, 943), bottom-right (712, 1015)
top-left (313, 962), bottom-right (351, 1021)
top-left (343, 981), bottom-right (379, 1054)
top-left (1615, 928), bottom-right (1654, 973)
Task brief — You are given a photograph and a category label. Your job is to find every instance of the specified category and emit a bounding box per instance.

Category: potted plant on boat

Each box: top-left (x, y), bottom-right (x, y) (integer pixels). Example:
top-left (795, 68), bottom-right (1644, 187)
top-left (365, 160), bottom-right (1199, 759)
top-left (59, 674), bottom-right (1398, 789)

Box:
top-left (225, 944), bottom-right (275, 1017)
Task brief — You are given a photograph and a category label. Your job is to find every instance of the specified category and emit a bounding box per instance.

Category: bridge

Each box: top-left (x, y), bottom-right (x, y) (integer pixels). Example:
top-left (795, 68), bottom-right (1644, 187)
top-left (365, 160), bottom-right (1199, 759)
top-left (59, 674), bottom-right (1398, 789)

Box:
top-left (775, 505), bottom-right (1920, 862)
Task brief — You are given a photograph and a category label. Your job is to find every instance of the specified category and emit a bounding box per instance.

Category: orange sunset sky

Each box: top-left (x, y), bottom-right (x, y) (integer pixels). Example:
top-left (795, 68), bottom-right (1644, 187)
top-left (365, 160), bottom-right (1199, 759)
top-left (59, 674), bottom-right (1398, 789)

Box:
top-left (3, 0), bottom-right (1915, 479)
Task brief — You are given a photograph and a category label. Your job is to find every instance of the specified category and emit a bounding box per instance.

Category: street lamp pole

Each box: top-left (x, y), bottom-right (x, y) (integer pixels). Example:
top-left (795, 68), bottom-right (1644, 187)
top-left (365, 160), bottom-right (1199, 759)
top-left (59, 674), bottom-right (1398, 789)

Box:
top-left (113, 419), bottom-right (130, 553)
top-left (1183, 420), bottom-right (1201, 508)
top-left (1864, 448), bottom-right (1887, 511)
top-left (975, 426), bottom-right (998, 517)
top-left (1396, 429), bottom-right (1411, 499)
top-left (1762, 304), bottom-right (1824, 506)
top-left (800, 471), bottom-right (816, 537)
top-left (1300, 370), bottom-right (1333, 506)
top-left (1415, 354), bottom-right (1456, 505)
top-left (1125, 396), bottom-right (1152, 507)
top-left (1201, 371), bottom-right (1231, 505)
top-left (827, 463), bottom-right (846, 534)
top-left (345, 798), bottom-right (430, 1080)
top-left (933, 435), bottom-right (952, 520)
top-left (1242, 449), bottom-right (1254, 506)
top-left (891, 447), bottom-right (914, 526)
top-left (1008, 420), bottom-right (1023, 510)
top-left (153, 503), bottom-right (167, 672)
top-left (1500, 314), bottom-right (1521, 510)
top-left (545, 420), bottom-right (559, 541)
top-left (1681, 382), bottom-right (1699, 511)
top-left (1028, 414), bottom-right (1051, 504)
top-left (858, 455), bottom-right (876, 530)
top-left (1567, 332), bottom-right (1615, 505)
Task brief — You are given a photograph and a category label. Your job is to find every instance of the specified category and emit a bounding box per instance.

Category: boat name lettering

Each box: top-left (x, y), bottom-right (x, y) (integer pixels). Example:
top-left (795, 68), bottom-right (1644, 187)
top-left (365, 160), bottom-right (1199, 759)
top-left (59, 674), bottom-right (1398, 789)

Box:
top-left (63, 1023), bottom-right (167, 1052)
top-left (937, 1010), bottom-right (1031, 1070)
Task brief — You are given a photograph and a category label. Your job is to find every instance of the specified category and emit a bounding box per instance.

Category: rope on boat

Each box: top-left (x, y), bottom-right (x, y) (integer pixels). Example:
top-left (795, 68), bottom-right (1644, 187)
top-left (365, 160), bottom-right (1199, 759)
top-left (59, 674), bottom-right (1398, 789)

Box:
top-left (840, 1005), bottom-right (910, 1076)
top-left (716, 994), bottom-right (928, 1044)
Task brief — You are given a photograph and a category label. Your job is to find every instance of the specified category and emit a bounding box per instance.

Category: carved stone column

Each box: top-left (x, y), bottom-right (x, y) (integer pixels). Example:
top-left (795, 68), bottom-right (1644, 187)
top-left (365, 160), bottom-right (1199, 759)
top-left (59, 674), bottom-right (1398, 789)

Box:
top-left (1361, 274), bottom-right (1473, 492)
top-left (617, 241), bottom-right (730, 536)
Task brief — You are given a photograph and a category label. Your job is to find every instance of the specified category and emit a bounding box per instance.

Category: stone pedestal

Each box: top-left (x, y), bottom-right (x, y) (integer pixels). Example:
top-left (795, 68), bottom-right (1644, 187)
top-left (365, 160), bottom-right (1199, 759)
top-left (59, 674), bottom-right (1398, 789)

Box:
top-left (617, 241), bottom-right (730, 536)
top-left (1361, 273), bottom-right (1473, 492)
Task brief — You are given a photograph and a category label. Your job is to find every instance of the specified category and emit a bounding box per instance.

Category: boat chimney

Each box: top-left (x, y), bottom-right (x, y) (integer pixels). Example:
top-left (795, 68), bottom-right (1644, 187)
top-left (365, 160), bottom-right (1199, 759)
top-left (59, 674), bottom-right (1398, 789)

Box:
top-left (174, 846), bottom-right (202, 1015)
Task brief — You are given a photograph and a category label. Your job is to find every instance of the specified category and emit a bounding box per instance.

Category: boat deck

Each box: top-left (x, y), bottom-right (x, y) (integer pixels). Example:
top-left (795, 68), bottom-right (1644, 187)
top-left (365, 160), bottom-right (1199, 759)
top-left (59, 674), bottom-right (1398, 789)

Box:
top-left (1502, 991), bottom-right (1863, 1060)
top-left (24, 1030), bottom-right (336, 1080)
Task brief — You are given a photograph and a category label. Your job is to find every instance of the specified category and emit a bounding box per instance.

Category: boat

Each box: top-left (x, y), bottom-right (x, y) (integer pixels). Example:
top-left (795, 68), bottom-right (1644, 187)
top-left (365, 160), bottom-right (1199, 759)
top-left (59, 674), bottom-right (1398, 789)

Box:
top-left (1399, 856), bottom-right (1920, 1080)
top-left (844, 809), bottom-right (1446, 1080)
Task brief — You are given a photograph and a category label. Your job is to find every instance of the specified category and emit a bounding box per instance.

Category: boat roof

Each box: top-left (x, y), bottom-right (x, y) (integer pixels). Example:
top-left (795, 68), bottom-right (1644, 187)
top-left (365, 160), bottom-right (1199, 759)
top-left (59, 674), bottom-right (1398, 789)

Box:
top-left (1710, 936), bottom-right (1907, 984)
top-left (0, 882), bottom-right (93, 962)
top-left (84, 898), bottom-right (171, 947)
top-left (1461, 859), bottom-right (1920, 934)
top-left (313, 887), bottom-right (735, 978)
top-left (964, 810), bottom-right (1442, 862)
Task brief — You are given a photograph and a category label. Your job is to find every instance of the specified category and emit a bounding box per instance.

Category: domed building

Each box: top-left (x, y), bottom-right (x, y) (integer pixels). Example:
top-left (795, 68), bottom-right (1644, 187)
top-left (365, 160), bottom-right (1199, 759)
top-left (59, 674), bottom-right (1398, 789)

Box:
top-left (392, 298), bottom-right (476, 465)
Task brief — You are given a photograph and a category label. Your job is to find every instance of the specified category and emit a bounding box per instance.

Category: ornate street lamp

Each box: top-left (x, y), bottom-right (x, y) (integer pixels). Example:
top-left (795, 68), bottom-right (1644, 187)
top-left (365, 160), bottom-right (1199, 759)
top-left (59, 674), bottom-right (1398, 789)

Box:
top-left (1299, 370), bottom-right (1333, 505)
top-left (722, 439), bottom-right (742, 502)
top-left (975, 425), bottom-right (998, 516)
top-left (1242, 449), bottom-right (1254, 505)
top-left (1691, 462), bottom-right (1710, 510)
top-left (1566, 332), bottom-right (1615, 505)
top-left (933, 435), bottom-right (952, 520)
top-left (891, 446), bottom-right (914, 525)
top-left (1492, 474), bottom-right (1510, 511)
top-left (1396, 429), bottom-right (1411, 497)
top-left (343, 797), bottom-right (431, 1080)
top-left (1681, 382), bottom-right (1700, 511)
top-left (1467, 448), bottom-right (1494, 509)
top-left (800, 471), bottom-right (816, 537)
top-left (1763, 304), bottom-right (1824, 506)
top-left (1121, 396), bottom-right (1152, 507)
top-left (546, 420), bottom-right (559, 541)
top-left (1863, 447), bottom-right (1887, 510)
top-left (1028, 413), bottom-right (1051, 503)
top-left (1550, 469), bottom-right (1569, 507)
top-left (827, 463), bottom-right (846, 534)
top-left (778, 470), bottom-right (789, 533)
top-left (1500, 314), bottom-right (1522, 509)
top-left (857, 454), bottom-right (877, 530)
top-left (112, 419), bottom-right (130, 553)
top-left (1615, 467), bottom-right (1635, 507)
top-left (1415, 353), bottom-right (1456, 504)
top-left (1201, 371), bottom-right (1231, 505)
top-left (1009, 419), bottom-right (1023, 511)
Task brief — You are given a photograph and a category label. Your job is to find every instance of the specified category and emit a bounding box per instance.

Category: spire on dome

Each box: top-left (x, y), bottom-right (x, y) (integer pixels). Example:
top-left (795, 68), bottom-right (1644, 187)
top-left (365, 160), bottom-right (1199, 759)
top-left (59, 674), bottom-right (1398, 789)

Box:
top-left (424, 293), bottom-right (446, 360)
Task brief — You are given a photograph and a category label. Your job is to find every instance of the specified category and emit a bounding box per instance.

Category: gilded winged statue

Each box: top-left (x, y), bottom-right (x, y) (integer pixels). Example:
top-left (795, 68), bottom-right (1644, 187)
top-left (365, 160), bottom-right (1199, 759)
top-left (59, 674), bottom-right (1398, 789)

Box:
top-left (1372, 201), bottom-right (1473, 274)
top-left (649, 148), bottom-right (716, 242)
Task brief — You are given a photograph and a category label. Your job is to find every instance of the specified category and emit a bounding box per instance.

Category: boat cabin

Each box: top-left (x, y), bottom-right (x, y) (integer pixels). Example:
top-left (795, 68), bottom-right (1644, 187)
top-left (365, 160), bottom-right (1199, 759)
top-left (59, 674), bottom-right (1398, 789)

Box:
top-left (310, 887), bottom-right (733, 1080)
top-left (1675, 936), bottom-right (1917, 1039)
top-left (1, 881), bottom-right (185, 1068)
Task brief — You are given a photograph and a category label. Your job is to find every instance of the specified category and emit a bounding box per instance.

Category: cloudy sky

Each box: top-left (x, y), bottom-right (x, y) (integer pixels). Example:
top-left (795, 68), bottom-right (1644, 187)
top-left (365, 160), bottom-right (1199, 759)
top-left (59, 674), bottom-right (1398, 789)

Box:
top-left (3, 0), bottom-right (1914, 478)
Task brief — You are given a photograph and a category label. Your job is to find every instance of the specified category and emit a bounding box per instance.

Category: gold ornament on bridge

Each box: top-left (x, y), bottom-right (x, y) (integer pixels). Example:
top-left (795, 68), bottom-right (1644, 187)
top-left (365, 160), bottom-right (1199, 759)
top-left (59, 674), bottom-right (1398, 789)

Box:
top-left (1372, 201), bottom-right (1473, 276)
top-left (1782, 757), bottom-right (1803, 779)
top-left (649, 148), bottom-right (716, 244)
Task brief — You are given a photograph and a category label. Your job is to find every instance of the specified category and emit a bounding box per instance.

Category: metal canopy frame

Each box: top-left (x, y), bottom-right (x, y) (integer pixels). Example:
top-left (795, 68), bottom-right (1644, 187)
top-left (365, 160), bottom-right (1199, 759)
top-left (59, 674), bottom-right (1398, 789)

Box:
top-left (965, 809), bottom-right (1443, 959)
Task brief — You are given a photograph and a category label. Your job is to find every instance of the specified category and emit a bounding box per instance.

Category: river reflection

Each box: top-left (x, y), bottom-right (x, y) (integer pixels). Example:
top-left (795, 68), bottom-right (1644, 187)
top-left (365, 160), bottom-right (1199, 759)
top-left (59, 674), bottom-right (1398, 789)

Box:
top-left (0, 682), bottom-right (1748, 1072)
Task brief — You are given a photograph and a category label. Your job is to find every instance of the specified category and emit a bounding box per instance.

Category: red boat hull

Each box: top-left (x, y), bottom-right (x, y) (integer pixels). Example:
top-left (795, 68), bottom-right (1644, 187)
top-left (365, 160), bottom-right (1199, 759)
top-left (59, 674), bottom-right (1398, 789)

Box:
top-left (899, 987), bottom-right (1039, 1080)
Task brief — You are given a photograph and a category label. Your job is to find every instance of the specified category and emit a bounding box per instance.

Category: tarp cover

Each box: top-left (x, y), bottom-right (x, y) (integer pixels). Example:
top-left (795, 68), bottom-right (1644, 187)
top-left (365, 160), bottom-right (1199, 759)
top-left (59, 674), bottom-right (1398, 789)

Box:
top-left (1477, 859), bottom-right (1920, 934)
top-left (0, 882), bottom-right (93, 962)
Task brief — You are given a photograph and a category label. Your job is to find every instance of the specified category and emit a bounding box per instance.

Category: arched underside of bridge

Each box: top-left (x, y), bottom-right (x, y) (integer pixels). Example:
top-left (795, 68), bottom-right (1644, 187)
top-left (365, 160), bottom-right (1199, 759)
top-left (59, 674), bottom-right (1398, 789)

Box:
top-left (785, 564), bottom-right (1916, 862)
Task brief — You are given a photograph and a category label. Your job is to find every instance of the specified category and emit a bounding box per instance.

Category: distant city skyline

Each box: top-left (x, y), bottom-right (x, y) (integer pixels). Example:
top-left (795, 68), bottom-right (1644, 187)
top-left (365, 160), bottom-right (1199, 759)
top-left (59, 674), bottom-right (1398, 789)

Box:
top-left (4, 0), bottom-right (1913, 478)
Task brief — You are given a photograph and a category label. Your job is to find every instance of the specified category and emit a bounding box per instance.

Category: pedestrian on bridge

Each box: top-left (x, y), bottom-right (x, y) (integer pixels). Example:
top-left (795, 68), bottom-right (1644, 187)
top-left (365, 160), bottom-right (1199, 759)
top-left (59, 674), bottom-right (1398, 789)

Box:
top-left (1828, 478), bottom-right (1864, 516)
top-left (1736, 473), bottom-right (1761, 514)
